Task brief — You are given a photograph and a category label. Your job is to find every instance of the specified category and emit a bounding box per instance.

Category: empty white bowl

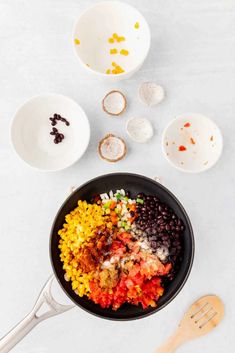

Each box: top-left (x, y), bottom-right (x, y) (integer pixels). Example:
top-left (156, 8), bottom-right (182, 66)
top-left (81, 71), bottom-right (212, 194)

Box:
top-left (162, 113), bottom-right (223, 173)
top-left (73, 1), bottom-right (151, 82)
top-left (11, 94), bottom-right (90, 172)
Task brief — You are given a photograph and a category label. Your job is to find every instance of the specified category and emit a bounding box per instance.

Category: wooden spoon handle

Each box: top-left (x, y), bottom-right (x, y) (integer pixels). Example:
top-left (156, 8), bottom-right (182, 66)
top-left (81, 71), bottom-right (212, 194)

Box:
top-left (154, 328), bottom-right (185, 353)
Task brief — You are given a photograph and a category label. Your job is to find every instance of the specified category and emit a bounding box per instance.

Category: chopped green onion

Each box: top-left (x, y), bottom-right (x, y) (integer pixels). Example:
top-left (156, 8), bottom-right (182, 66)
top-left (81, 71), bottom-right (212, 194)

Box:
top-left (136, 198), bottom-right (144, 204)
top-left (116, 193), bottom-right (121, 200)
top-left (124, 224), bottom-right (131, 231)
top-left (124, 196), bottom-right (129, 201)
top-left (104, 201), bottom-right (112, 209)
top-left (121, 221), bottom-right (126, 227)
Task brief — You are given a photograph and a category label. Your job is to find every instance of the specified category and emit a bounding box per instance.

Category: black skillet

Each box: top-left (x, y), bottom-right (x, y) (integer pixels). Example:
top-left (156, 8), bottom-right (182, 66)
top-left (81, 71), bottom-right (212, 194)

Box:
top-left (50, 173), bottom-right (194, 320)
top-left (0, 173), bottom-right (194, 352)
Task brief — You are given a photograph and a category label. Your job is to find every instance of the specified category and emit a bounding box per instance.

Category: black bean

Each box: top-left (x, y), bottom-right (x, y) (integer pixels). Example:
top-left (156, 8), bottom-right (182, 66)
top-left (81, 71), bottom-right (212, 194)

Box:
top-left (51, 122), bottom-right (56, 126)
top-left (52, 127), bottom-right (58, 132)
top-left (149, 235), bottom-right (157, 241)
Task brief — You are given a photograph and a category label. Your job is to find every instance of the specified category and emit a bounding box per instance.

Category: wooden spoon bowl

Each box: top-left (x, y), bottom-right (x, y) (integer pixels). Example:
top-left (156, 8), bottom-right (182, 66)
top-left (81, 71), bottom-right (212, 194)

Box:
top-left (155, 295), bottom-right (224, 353)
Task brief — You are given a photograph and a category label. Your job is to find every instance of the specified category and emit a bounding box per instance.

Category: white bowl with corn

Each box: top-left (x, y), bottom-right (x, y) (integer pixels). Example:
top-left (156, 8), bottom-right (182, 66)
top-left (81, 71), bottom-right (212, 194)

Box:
top-left (73, 1), bottom-right (151, 82)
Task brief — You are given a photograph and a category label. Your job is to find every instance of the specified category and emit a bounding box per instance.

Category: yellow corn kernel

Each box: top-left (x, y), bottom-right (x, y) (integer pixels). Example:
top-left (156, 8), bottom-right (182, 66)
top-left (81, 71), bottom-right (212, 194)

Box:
top-left (106, 69), bottom-right (111, 74)
top-left (108, 37), bottom-right (115, 43)
top-left (112, 62), bottom-right (117, 67)
top-left (110, 48), bottom-right (118, 54)
top-left (74, 38), bottom-right (80, 45)
top-left (112, 69), bottom-right (118, 74)
top-left (113, 33), bottom-right (118, 39)
top-left (134, 22), bottom-right (139, 29)
top-left (117, 36), bottom-right (125, 42)
top-left (120, 49), bottom-right (129, 56)
top-left (116, 66), bottom-right (124, 73)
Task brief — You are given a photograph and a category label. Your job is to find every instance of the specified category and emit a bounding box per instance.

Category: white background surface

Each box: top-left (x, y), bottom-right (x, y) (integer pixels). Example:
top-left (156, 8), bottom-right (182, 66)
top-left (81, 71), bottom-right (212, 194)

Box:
top-left (0, 0), bottom-right (235, 352)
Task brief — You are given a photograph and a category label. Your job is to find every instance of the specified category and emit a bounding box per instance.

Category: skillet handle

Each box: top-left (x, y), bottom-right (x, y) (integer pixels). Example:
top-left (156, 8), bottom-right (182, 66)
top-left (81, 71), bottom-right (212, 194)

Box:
top-left (0, 275), bottom-right (74, 353)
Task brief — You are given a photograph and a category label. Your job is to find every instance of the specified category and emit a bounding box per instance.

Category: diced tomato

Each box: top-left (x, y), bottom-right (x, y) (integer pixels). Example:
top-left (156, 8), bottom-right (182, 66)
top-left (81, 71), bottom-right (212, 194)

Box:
top-left (110, 241), bottom-right (126, 256)
top-left (132, 272), bottom-right (144, 286)
top-left (178, 145), bottom-right (187, 152)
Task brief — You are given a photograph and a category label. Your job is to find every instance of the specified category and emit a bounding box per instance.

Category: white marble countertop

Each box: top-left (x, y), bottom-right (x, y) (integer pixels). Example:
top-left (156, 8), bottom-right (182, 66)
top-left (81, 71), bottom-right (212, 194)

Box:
top-left (1, 0), bottom-right (235, 352)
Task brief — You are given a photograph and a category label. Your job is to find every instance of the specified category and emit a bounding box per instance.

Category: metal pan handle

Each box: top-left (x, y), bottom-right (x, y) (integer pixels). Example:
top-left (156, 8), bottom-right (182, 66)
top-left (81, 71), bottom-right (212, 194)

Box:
top-left (0, 275), bottom-right (74, 353)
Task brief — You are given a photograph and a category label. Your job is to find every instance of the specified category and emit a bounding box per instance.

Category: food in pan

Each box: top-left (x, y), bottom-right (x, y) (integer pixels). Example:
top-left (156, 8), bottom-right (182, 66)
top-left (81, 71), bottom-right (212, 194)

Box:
top-left (58, 189), bottom-right (184, 310)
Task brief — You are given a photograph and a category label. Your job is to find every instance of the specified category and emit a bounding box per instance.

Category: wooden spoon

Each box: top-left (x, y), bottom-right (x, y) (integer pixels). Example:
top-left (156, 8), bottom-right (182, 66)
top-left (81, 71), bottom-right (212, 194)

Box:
top-left (154, 295), bottom-right (224, 353)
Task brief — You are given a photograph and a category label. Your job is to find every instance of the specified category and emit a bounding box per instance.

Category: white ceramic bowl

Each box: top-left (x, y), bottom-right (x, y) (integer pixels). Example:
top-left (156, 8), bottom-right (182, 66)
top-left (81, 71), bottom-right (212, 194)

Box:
top-left (73, 1), bottom-right (151, 82)
top-left (11, 94), bottom-right (90, 172)
top-left (162, 113), bottom-right (223, 173)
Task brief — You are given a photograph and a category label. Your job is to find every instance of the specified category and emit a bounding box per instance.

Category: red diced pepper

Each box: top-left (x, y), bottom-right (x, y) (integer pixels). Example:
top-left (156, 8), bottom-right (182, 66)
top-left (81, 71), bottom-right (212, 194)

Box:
top-left (109, 201), bottom-right (116, 210)
top-left (178, 145), bottom-right (187, 151)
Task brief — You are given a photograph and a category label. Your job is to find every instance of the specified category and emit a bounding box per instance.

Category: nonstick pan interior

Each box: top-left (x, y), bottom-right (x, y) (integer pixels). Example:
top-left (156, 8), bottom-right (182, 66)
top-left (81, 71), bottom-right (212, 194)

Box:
top-left (50, 173), bottom-right (194, 320)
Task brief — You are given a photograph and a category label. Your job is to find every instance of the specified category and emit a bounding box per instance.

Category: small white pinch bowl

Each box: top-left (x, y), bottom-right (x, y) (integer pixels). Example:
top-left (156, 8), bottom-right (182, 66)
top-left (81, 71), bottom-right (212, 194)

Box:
top-left (10, 94), bottom-right (90, 172)
top-left (162, 113), bottom-right (223, 173)
top-left (73, 1), bottom-right (151, 82)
